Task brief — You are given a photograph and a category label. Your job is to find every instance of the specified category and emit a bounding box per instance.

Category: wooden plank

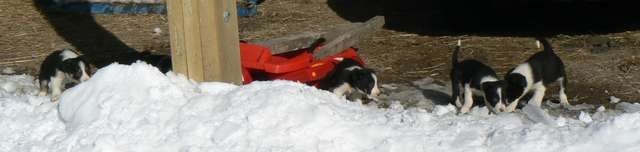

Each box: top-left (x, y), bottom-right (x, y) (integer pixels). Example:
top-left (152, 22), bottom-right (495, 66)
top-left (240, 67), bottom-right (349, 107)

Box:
top-left (314, 16), bottom-right (385, 59)
top-left (166, 0), bottom-right (187, 76)
top-left (199, 0), bottom-right (220, 81)
top-left (251, 32), bottom-right (323, 54)
top-left (167, 0), bottom-right (242, 83)
top-left (182, 0), bottom-right (204, 81)
top-left (249, 16), bottom-right (383, 56)
top-left (199, 0), bottom-right (242, 83)
top-left (249, 23), bottom-right (355, 54)
top-left (217, 0), bottom-right (243, 83)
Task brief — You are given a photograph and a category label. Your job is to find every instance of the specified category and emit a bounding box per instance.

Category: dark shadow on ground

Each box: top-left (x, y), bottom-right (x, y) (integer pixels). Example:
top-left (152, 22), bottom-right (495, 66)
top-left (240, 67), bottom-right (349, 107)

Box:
top-left (34, 0), bottom-right (138, 68)
top-left (328, 0), bottom-right (640, 36)
top-left (421, 89), bottom-right (451, 105)
top-left (423, 88), bottom-right (491, 107)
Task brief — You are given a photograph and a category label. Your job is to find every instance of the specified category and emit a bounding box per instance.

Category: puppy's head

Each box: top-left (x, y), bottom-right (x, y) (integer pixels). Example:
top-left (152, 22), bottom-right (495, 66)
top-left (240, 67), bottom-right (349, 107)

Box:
top-left (482, 80), bottom-right (507, 112)
top-left (60, 57), bottom-right (91, 83)
top-left (348, 69), bottom-right (381, 98)
top-left (504, 73), bottom-right (527, 104)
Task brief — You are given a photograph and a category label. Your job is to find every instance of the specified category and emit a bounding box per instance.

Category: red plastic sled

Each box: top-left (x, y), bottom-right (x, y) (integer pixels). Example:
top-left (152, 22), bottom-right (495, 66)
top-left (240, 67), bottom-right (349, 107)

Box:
top-left (240, 42), bottom-right (364, 87)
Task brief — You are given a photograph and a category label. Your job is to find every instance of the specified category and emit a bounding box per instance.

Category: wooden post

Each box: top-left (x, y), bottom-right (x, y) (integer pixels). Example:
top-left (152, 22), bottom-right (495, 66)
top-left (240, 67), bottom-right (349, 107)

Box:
top-left (167, 0), bottom-right (242, 83)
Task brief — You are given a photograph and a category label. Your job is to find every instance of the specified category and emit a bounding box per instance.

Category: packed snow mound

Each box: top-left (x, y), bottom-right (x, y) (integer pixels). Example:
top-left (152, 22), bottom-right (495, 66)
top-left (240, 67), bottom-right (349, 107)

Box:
top-left (0, 74), bottom-right (65, 151)
top-left (57, 62), bottom-right (402, 151)
top-left (0, 74), bottom-right (39, 97)
top-left (1, 62), bottom-right (640, 151)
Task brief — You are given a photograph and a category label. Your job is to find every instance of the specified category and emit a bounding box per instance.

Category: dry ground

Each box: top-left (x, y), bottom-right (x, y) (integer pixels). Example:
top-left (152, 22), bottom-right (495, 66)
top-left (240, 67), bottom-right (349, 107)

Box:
top-left (1, 0), bottom-right (639, 105)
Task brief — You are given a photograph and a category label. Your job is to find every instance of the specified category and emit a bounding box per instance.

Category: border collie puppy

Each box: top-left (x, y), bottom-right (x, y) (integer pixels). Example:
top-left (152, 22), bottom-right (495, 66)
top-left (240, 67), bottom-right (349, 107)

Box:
top-left (138, 51), bottom-right (172, 73)
top-left (319, 58), bottom-right (381, 100)
top-left (114, 51), bottom-right (172, 73)
top-left (503, 37), bottom-right (568, 112)
top-left (450, 40), bottom-right (506, 114)
top-left (38, 48), bottom-right (91, 99)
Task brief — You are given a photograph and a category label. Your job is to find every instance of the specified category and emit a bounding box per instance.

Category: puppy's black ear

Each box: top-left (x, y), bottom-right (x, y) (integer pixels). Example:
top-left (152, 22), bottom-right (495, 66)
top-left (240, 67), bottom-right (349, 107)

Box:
top-left (77, 55), bottom-right (89, 62)
top-left (496, 80), bottom-right (507, 88)
top-left (481, 82), bottom-right (489, 90)
top-left (58, 60), bottom-right (74, 72)
top-left (481, 82), bottom-right (495, 91)
top-left (516, 78), bottom-right (526, 88)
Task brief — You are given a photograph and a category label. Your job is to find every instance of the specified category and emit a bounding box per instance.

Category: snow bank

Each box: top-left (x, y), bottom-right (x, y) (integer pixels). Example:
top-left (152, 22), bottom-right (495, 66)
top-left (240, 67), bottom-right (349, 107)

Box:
top-left (617, 102), bottom-right (640, 113)
top-left (0, 74), bottom-right (65, 151)
top-left (1, 62), bottom-right (640, 151)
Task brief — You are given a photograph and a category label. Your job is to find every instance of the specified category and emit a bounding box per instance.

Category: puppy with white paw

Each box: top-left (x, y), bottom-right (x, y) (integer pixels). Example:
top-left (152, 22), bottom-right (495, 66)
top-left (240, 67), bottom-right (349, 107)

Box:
top-left (450, 40), bottom-right (506, 114)
top-left (38, 48), bottom-right (91, 100)
top-left (504, 37), bottom-right (568, 112)
top-left (319, 58), bottom-right (381, 101)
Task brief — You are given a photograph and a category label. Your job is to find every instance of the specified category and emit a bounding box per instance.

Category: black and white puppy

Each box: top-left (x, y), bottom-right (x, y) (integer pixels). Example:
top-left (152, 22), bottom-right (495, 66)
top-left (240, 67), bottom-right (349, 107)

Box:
top-left (113, 51), bottom-right (172, 73)
top-left (38, 48), bottom-right (91, 99)
top-left (503, 37), bottom-right (568, 112)
top-left (137, 51), bottom-right (172, 73)
top-left (319, 58), bottom-right (381, 100)
top-left (450, 40), bottom-right (506, 114)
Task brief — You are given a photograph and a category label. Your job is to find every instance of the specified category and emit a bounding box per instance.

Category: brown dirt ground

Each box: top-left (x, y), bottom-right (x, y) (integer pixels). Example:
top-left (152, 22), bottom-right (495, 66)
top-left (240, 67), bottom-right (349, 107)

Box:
top-left (1, 0), bottom-right (639, 105)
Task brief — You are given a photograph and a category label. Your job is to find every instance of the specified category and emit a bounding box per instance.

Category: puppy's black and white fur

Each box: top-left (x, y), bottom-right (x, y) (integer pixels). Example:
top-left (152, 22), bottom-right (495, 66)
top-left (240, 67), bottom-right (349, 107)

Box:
top-left (504, 37), bottom-right (568, 112)
top-left (38, 48), bottom-right (91, 99)
top-left (450, 40), bottom-right (506, 114)
top-left (137, 51), bottom-right (172, 73)
top-left (114, 51), bottom-right (172, 73)
top-left (319, 58), bottom-right (381, 100)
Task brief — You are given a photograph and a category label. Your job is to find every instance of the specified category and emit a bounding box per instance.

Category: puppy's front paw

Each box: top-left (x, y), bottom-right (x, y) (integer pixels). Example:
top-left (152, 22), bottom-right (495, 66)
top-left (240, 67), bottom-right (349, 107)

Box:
top-left (454, 99), bottom-right (462, 108)
top-left (51, 96), bottom-right (60, 102)
top-left (459, 107), bottom-right (470, 114)
top-left (560, 98), bottom-right (571, 108)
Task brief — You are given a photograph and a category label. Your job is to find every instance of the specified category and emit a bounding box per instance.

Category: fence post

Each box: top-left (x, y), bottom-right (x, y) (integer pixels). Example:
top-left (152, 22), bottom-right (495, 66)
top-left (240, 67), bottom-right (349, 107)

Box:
top-left (167, 0), bottom-right (242, 83)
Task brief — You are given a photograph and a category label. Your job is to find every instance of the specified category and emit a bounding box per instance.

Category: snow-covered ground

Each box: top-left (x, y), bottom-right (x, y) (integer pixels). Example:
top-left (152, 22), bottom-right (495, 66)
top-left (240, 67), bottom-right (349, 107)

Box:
top-left (1, 62), bottom-right (640, 152)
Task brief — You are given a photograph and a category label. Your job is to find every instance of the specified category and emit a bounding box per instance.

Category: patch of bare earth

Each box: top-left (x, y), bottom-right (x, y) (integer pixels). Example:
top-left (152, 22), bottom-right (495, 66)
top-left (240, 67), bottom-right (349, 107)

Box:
top-left (1, 0), bottom-right (639, 105)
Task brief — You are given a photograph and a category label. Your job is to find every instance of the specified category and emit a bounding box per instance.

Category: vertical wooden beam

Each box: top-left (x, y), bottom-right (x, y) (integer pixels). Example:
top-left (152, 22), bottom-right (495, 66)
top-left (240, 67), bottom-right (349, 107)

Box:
top-left (181, 0), bottom-right (205, 81)
top-left (166, 0), bottom-right (187, 76)
top-left (167, 0), bottom-right (242, 84)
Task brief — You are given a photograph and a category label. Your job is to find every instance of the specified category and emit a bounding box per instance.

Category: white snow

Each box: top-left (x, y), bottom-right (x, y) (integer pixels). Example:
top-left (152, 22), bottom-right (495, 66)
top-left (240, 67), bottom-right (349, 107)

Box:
top-left (152, 27), bottom-right (162, 36)
top-left (579, 111), bottom-right (593, 124)
top-left (2, 67), bottom-right (15, 74)
top-left (522, 103), bottom-right (557, 126)
top-left (616, 102), bottom-right (640, 113)
top-left (433, 104), bottom-right (456, 116)
top-left (1, 62), bottom-right (640, 151)
top-left (610, 96), bottom-right (621, 104)
top-left (597, 106), bottom-right (606, 112)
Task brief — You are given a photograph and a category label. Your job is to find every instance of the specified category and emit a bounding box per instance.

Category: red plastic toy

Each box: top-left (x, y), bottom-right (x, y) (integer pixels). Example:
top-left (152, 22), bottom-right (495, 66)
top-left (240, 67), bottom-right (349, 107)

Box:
top-left (240, 42), bottom-right (364, 87)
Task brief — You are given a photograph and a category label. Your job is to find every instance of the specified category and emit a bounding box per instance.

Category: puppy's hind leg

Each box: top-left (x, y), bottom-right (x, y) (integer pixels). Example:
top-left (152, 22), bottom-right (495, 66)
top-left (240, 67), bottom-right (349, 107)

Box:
top-left (332, 83), bottom-right (353, 98)
top-left (451, 79), bottom-right (462, 107)
top-left (38, 80), bottom-right (49, 96)
top-left (527, 82), bottom-right (546, 107)
top-left (50, 71), bottom-right (65, 101)
top-left (558, 77), bottom-right (570, 107)
top-left (460, 84), bottom-right (474, 114)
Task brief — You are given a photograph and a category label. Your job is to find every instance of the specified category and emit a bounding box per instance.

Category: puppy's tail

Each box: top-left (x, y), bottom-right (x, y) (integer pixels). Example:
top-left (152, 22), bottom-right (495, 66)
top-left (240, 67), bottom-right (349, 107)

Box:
top-left (535, 37), bottom-right (554, 53)
top-left (452, 39), bottom-right (461, 66)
